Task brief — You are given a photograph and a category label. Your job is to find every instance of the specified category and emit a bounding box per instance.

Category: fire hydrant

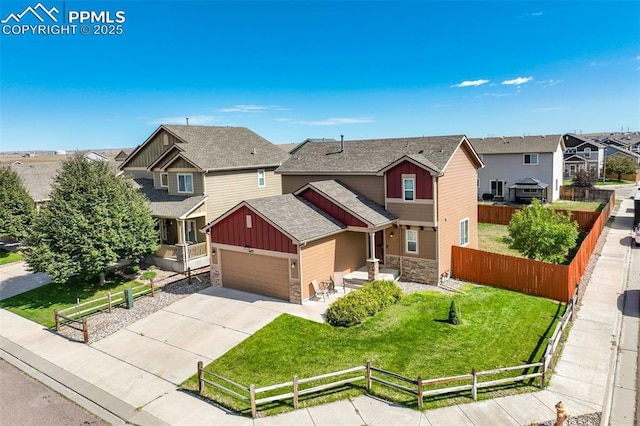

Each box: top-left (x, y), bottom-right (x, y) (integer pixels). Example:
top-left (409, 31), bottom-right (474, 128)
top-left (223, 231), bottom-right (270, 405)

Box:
top-left (555, 401), bottom-right (569, 426)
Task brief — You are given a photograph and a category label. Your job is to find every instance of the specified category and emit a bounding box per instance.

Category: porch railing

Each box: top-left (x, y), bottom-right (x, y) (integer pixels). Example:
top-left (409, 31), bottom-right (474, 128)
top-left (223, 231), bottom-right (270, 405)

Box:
top-left (188, 242), bottom-right (207, 259)
top-left (157, 244), bottom-right (177, 259)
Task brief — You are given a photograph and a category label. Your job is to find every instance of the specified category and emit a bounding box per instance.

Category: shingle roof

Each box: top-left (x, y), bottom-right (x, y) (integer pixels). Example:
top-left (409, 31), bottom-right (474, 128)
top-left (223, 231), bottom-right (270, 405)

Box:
top-left (9, 162), bottom-right (61, 202)
top-left (510, 177), bottom-right (548, 189)
top-left (162, 125), bottom-right (290, 171)
top-left (276, 135), bottom-right (467, 174)
top-left (301, 180), bottom-right (396, 227)
top-left (245, 194), bottom-right (345, 242)
top-left (133, 178), bottom-right (207, 218)
top-left (469, 135), bottom-right (563, 154)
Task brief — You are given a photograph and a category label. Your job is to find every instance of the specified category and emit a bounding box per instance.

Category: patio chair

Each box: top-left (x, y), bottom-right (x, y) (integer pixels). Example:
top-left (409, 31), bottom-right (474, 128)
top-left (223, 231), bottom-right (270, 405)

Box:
top-left (331, 272), bottom-right (345, 294)
top-left (311, 279), bottom-right (329, 302)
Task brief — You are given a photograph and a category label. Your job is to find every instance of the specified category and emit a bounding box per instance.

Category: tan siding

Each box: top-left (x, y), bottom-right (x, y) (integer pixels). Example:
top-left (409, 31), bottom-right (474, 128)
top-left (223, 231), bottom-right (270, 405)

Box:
top-left (300, 232), bottom-right (366, 299)
top-left (123, 170), bottom-right (153, 179)
top-left (437, 145), bottom-right (479, 276)
top-left (205, 168), bottom-right (282, 220)
top-left (220, 250), bottom-right (290, 300)
top-left (386, 202), bottom-right (434, 223)
top-left (282, 175), bottom-right (385, 204)
top-left (167, 157), bottom-right (196, 169)
top-left (167, 172), bottom-right (204, 195)
top-left (385, 227), bottom-right (436, 259)
top-left (126, 130), bottom-right (180, 168)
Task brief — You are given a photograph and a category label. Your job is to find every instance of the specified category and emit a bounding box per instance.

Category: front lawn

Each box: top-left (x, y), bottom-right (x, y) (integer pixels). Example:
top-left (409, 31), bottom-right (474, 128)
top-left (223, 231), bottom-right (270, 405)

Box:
top-left (0, 274), bottom-right (144, 327)
top-left (183, 286), bottom-right (562, 415)
top-left (595, 179), bottom-right (634, 186)
top-left (0, 249), bottom-right (23, 265)
top-left (477, 223), bottom-right (523, 257)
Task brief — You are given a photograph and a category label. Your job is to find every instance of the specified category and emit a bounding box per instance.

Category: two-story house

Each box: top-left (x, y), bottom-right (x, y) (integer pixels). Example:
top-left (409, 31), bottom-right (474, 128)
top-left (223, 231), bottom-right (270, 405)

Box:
top-left (202, 135), bottom-right (483, 303)
top-left (118, 125), bottom-right (290, 272)
top-left (562, 133), bottom-right (605, 178)
top-left (470, 135), bottom-right (565, 203)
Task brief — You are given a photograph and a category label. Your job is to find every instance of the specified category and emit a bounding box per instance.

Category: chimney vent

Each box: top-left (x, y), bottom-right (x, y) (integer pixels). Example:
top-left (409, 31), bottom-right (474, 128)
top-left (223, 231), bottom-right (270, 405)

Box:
top-left (340, 135), bottom-right (344, 153)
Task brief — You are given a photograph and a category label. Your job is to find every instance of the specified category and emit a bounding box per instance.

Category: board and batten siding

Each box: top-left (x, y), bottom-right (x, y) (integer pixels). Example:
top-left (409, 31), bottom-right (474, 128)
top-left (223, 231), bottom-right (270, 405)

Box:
top-left (384, 227), bottom-right (436, 259)
top-left (299, 189), bottom-right (368, 227)
top-left (125, 130), bottom-right (180, 168)
top-left (205, 168), bottom-right (281, 220)
top-left (166, 157), bottom-right (196, 170)
top-left (436, 145), bottom-right (479, 276)
top-left (300, 231), bottom-right (366, 300)
top-left (282, 175), bottom-right (385, 204)
top-left (167, 171), bottom-right (204, 195)
top-left (385, 161), bottom-right (433, 199)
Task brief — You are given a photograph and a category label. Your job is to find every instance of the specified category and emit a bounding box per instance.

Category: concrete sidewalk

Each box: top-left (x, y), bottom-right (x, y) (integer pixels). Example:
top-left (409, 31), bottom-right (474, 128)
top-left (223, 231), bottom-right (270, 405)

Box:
top-left (0, 196), bottom-right (636, 425)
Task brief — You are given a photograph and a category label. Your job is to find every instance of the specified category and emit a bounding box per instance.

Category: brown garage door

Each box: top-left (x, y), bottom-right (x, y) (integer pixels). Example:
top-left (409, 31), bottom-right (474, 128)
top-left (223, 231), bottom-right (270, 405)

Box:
top-left (220, 250), bottom-right (290, 301)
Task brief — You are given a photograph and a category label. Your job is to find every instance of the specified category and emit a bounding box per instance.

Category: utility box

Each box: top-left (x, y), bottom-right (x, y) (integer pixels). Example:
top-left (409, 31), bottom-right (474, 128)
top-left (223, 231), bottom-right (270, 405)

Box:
top-left (124, 288), bottom-right (134, 309)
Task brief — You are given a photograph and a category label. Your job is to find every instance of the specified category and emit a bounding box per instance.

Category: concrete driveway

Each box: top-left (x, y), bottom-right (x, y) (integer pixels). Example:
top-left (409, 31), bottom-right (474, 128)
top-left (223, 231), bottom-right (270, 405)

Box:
top-left (0, 261), bottom-right (52, 301)
top-left (90, 286), bottom-right (329, 385)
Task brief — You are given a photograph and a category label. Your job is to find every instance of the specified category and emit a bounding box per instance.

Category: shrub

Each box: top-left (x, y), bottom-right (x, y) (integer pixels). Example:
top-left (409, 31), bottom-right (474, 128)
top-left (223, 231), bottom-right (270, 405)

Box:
top-left (140, 270), bottom-right (157, 281)
top-left (448, 300), bottom-right (460, 325)
top-left (125, 265), bottom-right (140, 275)
top-left (326, 280), bottom-right (402, 327)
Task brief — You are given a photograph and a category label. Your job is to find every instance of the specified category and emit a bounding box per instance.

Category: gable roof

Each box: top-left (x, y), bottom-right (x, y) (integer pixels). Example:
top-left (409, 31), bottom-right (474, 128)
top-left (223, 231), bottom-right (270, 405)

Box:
top-left (470, 135), bottom-right (564, 154)
top-left (9, 162), bottom-right (61, 203)
top-left (296, 180), bottom-right (396, 227)
top-left (606, 145), bottom-right (640, 160)
top-left (277, 135), bottom-right (479, 174)
top-left (133, 178), bottom-right (207, 219)
top-left (203, 194), bottom-right (346, 243)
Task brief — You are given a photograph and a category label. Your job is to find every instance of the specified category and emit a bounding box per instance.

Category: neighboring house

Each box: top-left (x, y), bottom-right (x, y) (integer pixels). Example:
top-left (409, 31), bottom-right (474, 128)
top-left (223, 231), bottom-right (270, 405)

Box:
top-left (84, 151), bottom-right (109, 162)
top-left (469, 135), bottom-right (565, 203)
top-left (562, 133), bottom-right (605, 178)
top-left (118, 125), bottom-right (290, 272)
top-left (203, 135), bottom-right (483, 303)
top-left (604, 145), bottom-right (640, 180)
top-left (9, 162), bottom-right (61, 210)
top-left (114, 150), bottom-right (132, 161)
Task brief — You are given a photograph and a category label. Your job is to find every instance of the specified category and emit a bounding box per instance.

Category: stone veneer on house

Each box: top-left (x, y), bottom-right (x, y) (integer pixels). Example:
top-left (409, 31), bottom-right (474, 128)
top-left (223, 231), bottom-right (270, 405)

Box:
top-left (385, 255), bottom-right (438, 284)
top-left (288, 279), bottom-right (302, 304)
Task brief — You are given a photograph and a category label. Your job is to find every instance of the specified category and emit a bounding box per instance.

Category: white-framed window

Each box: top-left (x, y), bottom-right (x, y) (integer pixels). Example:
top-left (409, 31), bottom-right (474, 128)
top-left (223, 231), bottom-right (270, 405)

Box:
top-left (406, 229), bottom-right (418, 253)
top-left (177, 173), bottom-right (193, 193)
top-left (523, 153), bottom-right (538, 165)
top-left (459, 218), bottom-right (469, 246)
top-left (185, 220), bottom-right (197, 243)
top-left (490, 180), bottom-right (505, 197)
top-left (566, 148), bottom-right (576, 154)
top-left (583, 147), bottom-right (591, 158)
top-left (403, 177), bottom-right (415, 202)
top-left (246, 215), bottom-right (253, 228)
top-left (160, 173), bottom-right (169, 188)
top-left (257, 169), bottom-right (266, 187)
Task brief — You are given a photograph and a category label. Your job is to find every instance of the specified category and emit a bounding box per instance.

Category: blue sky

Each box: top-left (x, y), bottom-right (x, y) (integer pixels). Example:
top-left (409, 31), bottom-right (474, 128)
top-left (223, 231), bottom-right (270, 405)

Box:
top-left (1, 1), bottom-right (639, 151)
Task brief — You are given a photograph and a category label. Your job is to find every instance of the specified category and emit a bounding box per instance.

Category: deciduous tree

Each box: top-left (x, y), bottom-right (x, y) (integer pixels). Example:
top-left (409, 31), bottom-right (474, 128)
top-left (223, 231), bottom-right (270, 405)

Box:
top-left (0, 165), bottom-right (35, 240)
top-left (571, 169), bottom-right (598, 187)
top-left (505, 199), bottom-right (579, 264)
top-left (25, 155), bottom-right (158, 284)
top-left (605, 155), bottom-right (637, 181)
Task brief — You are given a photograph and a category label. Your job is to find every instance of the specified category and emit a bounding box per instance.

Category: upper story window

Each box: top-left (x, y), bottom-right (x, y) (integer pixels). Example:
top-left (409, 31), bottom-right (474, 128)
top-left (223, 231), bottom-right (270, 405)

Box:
top-left (583, 147), bottom-right (591, 158)
top-left (257, 169), bottom-right (266, 187)
top-left (177, 173), bottom-right (193, 193)
top-left (523, 153), bottom-right (538, 165)
top-left (406, 229), bottom-right (418, 253)
top-left (566, 148), bottom-right (576, 154)
top-left (459, 218), bottom-right (469, 246)
top-left (402, 177), bottom-right (415, 202)
top-left (160, 173), bottom-right (168, 188)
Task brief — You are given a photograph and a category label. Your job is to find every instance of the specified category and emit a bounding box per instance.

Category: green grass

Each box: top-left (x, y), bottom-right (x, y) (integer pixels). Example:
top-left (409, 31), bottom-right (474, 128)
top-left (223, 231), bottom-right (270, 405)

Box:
top-left (182, 286), bottom-right (563, 415)
top-left (140, 270), bottom-right (157, 281)
top-left (0, 249), bottom-right (23, 265)
top-left (595, 179), bottom-right (634, 186)
top-left (551, 200), bottom-right (604, 212)
top-left (0, 274), bottom-right (145, 327)
top-left (477, 223), bottom-right (523, 257)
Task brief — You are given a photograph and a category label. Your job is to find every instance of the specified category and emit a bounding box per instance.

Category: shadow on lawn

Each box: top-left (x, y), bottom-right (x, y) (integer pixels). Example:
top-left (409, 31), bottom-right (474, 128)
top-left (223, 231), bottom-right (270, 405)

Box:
top-left (522, 301), bottom-right (564, 376)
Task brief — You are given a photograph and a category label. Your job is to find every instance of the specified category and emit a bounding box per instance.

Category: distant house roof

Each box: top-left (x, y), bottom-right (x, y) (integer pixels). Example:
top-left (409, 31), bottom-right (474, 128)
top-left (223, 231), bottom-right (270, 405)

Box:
top-left (469, 135), bottom-right (564, 154)
top-left (295, 180), bottom-right (396, 227)
top-left (605, 145), bottom-right (640, 162)
top-left (9, 162), bottom-right (61, 203)
top-left (114, 150), bottom-right (132, 161)
top-left (84, 152), bottom-right (109, 162)
top-left (277, 143), bottom-right (300, 153)
top-left (133, 178), bottom-right (207, 219)
top-left (277, 135), bottom-right (480, 174)
top-left (122, 125), bottom-right (290, 172)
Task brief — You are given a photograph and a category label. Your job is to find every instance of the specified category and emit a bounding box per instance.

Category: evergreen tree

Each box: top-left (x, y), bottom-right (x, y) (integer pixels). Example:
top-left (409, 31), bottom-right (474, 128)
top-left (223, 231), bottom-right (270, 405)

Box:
top-left (25, 155), bottom-right (158, 284)
top-left (448, 300), bottom-right (460, 325)
top-left (0, 165), bottom-right (35, 240)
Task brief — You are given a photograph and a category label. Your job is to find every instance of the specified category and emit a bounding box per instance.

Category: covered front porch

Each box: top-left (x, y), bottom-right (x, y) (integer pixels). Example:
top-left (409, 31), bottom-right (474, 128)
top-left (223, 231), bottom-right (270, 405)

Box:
top-left (154, 216), bottom-right (209, 272)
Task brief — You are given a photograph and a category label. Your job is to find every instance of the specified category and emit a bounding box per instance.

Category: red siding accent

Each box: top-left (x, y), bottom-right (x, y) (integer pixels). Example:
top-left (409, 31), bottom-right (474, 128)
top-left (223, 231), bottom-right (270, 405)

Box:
top-left (386, 161), bottom-right (433, 199)
top-left (300, 189), bottom-right (368, 227)
top-left (209, 205), bottom-right (296, 254)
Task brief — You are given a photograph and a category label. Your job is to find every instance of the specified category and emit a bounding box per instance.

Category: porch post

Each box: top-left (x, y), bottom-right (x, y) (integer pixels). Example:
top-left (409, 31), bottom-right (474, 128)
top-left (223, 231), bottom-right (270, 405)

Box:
top-left (177, 220), bottom-right (185, 244)
top-left (367, 232), bottom-right (379, 282)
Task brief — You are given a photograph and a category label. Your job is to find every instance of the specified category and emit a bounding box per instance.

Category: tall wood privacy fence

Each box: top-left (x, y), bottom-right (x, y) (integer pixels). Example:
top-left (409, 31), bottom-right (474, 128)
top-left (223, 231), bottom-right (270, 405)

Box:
top-left (456, 192), bottom-right (615, 302)
top-left (478, 205), bottom-right (600, 232)
top-left (559, 186), bottom-right (616, 203)
top-left (196, 290), bottom-right (576, 418)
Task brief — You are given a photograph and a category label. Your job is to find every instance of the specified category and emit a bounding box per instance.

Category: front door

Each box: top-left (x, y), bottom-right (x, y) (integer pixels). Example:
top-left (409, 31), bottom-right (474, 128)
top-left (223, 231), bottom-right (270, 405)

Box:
top-left (375, 230), bottom-right (384, 264)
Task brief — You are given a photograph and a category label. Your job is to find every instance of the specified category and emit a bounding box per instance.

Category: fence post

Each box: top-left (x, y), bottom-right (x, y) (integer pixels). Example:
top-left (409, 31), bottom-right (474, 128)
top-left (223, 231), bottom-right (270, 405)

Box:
top-left (107, 292), bottom-right (112, 313)
top-left (417, 376), bottom-right (423, 410)
top-left (197, 361), bottom-right (203, 394)
top-left (150, 279), bottom-right (155, 297)
top-left (293, 375), bottom-right (299, 409)
top-left (366, 361), bottom-right (372, 392)
top-left (540, 357), bottom-right (546, 389)
top-left (471, 368), bottom-right (477, 401)
top-left (250, 384), bottom-right (257, 418)
top-left (54, 309), bottom-right (60, 331)
top-left (82, 319), bottom-right (89, 344)
top-left (188, 267), bottom-right (192, 284)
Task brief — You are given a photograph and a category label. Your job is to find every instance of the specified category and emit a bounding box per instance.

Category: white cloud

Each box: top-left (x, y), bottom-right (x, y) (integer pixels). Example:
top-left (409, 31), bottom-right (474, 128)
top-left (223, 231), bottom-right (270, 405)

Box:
top-left (217, 104), bottom-right (279, 113)
top-left (149, 115), bottom-right (218, 125)
top-left (294, 117), bottom-right (374, 126)
top-left (502, 76), bottom-right (533, 85)
top-left (537, 79), bottom-right (563, 88)
top-left (528, 11), bottom-right (543, 16)
top-left (452, 79), bottom-right (490, 88)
